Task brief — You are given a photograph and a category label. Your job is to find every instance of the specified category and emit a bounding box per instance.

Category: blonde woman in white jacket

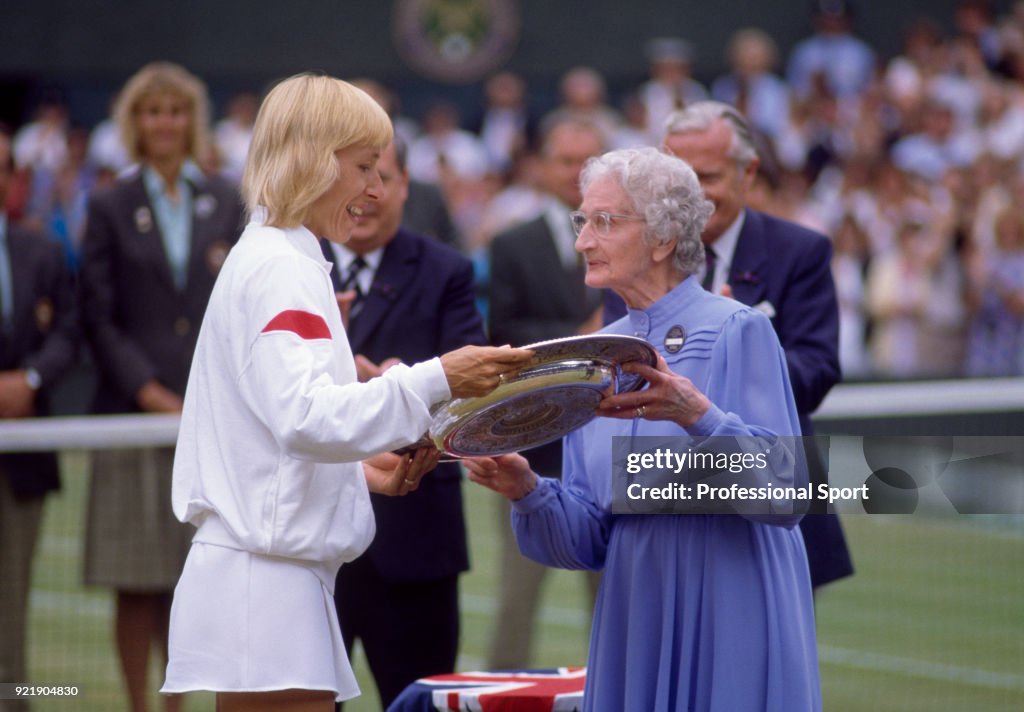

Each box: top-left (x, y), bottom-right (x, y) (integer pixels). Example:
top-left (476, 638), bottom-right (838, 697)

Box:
top-left (161, 74), bottom-right (531, 712)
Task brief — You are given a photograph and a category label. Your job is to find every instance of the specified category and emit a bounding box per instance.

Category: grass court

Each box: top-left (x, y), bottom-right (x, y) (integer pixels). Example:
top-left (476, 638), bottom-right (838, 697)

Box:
top-left (22, 451), bottom-right (1024, 711)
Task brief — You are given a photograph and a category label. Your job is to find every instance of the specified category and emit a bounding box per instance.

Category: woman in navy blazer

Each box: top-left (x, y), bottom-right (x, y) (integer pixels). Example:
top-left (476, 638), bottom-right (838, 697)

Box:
top-left (78, 62), bottom-right (243, 712)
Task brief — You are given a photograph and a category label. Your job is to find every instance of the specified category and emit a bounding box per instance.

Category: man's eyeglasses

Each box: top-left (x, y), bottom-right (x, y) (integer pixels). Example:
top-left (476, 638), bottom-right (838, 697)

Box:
top-left (569, 211), bottom-right (644, 237)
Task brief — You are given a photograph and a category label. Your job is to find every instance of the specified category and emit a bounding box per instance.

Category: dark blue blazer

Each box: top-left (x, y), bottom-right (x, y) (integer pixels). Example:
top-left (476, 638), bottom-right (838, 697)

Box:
top-left (605, 209), bottom-right (852, 587)
top-left (0, 224), bottom-right (79, 498)
top-left (324, 228), bottom-right (486, 582)
top-left (722, 209), bottom-right (841, 422)
top-left (78, 171), bottom-right (243, 414)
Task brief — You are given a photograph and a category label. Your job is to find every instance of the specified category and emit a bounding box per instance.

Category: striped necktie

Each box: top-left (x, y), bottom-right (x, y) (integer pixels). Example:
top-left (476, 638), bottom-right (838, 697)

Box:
top-left (340, 256), bottom-right (368, 318)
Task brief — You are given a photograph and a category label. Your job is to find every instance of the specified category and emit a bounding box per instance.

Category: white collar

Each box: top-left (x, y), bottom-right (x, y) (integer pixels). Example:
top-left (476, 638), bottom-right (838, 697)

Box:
top-left (251, 207), bottom-right (332, 267)
top-left (330, 243), bottom-right (384, 274)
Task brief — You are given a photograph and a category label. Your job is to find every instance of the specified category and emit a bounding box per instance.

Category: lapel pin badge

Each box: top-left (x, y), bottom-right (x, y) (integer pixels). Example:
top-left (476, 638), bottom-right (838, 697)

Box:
top-left (664, 324), bottom-right (686, 353)
top-left (195, 194), bottom-right (217, 219)
top-left (134, 206), bottom-right (152, 233)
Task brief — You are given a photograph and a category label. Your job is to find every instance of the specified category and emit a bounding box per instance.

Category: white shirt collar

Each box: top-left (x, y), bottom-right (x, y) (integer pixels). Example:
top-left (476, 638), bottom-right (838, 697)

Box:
top-left (331, 243), bottom-right (383, 272)
top-left (251, 207), bottom-right (333, 268)
top-left (330, 243), bottom-right (384, 294)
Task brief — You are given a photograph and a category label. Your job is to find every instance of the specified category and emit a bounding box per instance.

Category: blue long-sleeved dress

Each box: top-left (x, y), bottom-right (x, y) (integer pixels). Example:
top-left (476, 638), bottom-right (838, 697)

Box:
top-left (510, 277), bottom-right (822, 711)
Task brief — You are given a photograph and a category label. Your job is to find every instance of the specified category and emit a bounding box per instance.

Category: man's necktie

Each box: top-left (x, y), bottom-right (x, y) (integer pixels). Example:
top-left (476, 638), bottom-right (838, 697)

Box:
top-left (340, 256), bottom-right (368, 318)
top-left (701, 246), bottom-right (717, 292)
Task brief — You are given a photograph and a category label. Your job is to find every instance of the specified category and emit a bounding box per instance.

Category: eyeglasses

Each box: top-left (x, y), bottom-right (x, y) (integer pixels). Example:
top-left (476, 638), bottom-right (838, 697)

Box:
top-left (569, 210), bottom-right (644, 237)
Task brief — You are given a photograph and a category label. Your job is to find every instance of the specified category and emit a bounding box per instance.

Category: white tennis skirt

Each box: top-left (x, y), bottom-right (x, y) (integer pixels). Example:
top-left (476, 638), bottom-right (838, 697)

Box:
top-left (161, 542), bottom-right (358, 701)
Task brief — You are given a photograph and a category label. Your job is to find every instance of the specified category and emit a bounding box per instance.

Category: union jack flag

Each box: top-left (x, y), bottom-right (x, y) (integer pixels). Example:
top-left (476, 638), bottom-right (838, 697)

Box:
top-left (386, 667), bottom-right (587, 712)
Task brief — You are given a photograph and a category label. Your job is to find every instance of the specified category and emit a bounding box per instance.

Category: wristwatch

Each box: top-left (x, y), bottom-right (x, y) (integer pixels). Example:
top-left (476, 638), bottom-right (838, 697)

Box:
top-left (24, 367), bottom-right (42, 391)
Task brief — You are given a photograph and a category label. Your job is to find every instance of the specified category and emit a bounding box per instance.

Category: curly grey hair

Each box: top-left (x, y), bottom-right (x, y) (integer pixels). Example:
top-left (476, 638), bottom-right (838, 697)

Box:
top-left (579, 146), bottom-right (714, 276)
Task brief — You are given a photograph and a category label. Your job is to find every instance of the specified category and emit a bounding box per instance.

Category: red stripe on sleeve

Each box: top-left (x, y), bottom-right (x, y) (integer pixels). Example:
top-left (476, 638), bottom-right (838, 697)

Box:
top-left (261, 310), bottom-right (332, 340)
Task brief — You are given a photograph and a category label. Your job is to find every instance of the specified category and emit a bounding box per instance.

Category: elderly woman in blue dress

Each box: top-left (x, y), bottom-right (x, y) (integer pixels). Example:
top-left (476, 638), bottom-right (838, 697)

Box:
top-left (465, 146), bottom-right (821, 711)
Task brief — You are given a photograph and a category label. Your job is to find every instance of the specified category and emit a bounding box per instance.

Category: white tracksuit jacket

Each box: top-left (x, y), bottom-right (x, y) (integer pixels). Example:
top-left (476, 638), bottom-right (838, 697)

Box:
top-left (171, 215), bottom-right (450, 576)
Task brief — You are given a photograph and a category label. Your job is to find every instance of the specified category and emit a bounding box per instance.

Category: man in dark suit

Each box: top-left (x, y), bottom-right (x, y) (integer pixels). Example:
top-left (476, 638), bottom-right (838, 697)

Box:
top-left (604, 101), bottom-right (853, 591)
top-left (323, 137), bottom-right (486, 709)
top-left (0, 128), bottom-right (79, 711)
top-left (486, 117), bottom-right (605, 669)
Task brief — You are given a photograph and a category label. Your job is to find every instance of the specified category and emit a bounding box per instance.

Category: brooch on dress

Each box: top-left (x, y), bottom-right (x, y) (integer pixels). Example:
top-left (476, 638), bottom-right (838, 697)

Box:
top-left (664, 325), bottom-right (686, 353)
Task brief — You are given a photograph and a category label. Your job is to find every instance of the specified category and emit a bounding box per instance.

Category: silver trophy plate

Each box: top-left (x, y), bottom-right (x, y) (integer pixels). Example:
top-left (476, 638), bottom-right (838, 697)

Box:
top-left (418, 334), bottom-right (658, 458)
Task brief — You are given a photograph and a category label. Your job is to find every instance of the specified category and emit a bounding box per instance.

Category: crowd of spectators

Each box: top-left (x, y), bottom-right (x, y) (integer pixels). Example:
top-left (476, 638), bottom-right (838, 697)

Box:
top-left (5, 0), bottom-right (1024, 382)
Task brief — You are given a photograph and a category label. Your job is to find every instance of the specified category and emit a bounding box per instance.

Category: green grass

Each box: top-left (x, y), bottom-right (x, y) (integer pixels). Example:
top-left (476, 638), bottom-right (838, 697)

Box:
top-left (815, 515), bottom-right (1024, 712)
top-left (23, 452), bottom-right (1024, 711)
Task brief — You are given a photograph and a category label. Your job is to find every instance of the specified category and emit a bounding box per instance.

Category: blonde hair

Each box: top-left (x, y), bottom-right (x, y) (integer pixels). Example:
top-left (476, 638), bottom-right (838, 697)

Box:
top-left (241, 74), bottom-right (393, 228)
top-left (115, 62), bottom-right (211, 163)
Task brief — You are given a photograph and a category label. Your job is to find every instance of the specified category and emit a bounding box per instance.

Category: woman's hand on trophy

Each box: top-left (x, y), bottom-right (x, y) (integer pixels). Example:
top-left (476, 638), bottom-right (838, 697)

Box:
top-left (463, 453), bottom-right (538, 501)
top-left (439, 345), bottom-right (534, 399)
